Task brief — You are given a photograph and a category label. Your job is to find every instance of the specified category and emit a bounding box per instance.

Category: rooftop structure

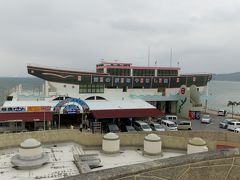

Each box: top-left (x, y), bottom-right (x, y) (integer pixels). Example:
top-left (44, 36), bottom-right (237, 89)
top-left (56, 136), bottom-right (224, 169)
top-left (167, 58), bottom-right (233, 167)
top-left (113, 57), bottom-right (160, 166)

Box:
top-left (11, 138), bottom-right (49, 169)
top-left (0, 130), bottom-right (239, 179)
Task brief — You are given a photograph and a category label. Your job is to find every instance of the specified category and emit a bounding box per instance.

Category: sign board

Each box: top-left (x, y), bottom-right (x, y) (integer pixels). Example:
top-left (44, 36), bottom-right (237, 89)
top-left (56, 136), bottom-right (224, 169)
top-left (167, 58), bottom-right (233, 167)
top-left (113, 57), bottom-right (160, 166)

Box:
top-left (63, 105), bottom-right (80, 114)
top-left (27, 106), bottom-right (51, 112)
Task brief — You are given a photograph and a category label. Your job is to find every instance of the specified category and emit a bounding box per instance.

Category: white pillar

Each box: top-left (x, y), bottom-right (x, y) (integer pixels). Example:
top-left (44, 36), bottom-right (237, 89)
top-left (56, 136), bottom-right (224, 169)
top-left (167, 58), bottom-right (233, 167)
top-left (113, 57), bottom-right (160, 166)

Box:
top-left (144, 134), bottom-right (162, 156)
top-left (187, 137), bottom-right (208, 154)
top-left (102, 133), bottom-right (120, 154)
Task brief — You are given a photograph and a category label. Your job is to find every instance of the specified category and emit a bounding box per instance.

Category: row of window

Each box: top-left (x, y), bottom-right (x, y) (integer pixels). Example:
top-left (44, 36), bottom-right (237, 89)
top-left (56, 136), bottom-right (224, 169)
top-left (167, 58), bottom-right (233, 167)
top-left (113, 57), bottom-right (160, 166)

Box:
top-left (96, 69), bottom-right (104, 73)
top-left (133, 69), bottom-right (155, 76)
top-left (98, 68), bottom-right (178, 77)
top-left (157, 70), bottom-right (178, 76)
top-left (107, 68), bottom-right (130, 76)
top-left (79, 84), bottom-right (104, 93)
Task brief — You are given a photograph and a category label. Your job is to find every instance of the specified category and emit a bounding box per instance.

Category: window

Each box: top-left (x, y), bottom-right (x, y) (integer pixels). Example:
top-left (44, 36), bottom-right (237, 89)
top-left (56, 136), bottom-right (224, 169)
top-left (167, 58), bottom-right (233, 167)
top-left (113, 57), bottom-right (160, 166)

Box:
top-left (133, 69), bottom-right (154, 76)
top-left (157, 70), bottom-right (178, 76)
top-left (6, 96), bottom-right (13, 101)
top-left (79, 84), bottom-right (104, 93)
top-left (8, 108), bottom-right (13, 111)
top-left (85, 96), bottom-right (95, 100)
top-left (97, 69), bottom-right (104, 73)
top-left (96, 96), bottom-right (106, 100)
top-left (107, 68), bottom-right (130, 76)
top-left (53, 96), bottom-right (64, 101)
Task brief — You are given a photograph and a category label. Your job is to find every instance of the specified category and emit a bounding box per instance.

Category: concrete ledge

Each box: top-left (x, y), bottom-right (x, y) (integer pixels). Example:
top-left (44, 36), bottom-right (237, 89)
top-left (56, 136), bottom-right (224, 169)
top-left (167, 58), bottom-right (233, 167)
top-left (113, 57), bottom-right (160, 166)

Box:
top-left (0, 130), bottom-right (240, 151)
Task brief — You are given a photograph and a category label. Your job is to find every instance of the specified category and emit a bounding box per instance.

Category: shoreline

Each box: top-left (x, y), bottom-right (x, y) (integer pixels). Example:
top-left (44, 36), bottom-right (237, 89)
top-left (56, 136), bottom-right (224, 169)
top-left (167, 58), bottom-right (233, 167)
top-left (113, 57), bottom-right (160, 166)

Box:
top-left (207, 109), bottom-right (240, 120)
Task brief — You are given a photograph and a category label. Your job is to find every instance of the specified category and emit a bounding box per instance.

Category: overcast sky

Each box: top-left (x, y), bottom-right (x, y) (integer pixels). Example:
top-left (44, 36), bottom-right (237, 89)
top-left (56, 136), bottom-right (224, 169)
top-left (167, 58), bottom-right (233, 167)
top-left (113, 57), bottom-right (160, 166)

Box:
top-left (0, 0), bottom-right (240, 76)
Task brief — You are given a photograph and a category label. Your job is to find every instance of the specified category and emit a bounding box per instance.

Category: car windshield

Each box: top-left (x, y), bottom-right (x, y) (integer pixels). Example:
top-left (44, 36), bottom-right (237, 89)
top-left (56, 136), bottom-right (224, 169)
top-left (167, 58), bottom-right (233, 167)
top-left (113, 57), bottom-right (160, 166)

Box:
top-left (154, 124), bottom-right (163, 129)
top-left (203, 115), bottom-right (210, 118)
top-left (221, 120), bottom-right (228, 123)
top-left (169, 124), bottom-right (177, 127)
top-left (126, 126), bottom-right (135, 131)
top-left (142, 124), bottom-right (150, 129)
top-left (109, 125), bottom-right (119, 131)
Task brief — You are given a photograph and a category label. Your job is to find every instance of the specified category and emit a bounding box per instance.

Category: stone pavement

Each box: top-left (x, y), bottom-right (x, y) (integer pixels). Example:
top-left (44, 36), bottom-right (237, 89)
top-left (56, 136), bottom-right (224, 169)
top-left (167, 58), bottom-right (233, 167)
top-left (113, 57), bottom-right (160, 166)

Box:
top-left (65, 148), bottom-right (240, 180)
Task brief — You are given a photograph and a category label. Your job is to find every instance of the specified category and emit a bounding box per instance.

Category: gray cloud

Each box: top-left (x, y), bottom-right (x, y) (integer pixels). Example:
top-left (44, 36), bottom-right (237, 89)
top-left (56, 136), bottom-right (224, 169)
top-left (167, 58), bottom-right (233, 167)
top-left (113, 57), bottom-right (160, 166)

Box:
top-left (109, 18), bottom-right (195, 34)
top-left (0, 0), bottom-right (240, 76)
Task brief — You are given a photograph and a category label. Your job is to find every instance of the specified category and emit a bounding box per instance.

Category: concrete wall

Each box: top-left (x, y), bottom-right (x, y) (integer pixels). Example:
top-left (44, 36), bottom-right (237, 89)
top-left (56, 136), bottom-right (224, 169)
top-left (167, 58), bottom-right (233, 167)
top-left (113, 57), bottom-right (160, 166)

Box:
top-left (0, 130), bottom-right (240, 151)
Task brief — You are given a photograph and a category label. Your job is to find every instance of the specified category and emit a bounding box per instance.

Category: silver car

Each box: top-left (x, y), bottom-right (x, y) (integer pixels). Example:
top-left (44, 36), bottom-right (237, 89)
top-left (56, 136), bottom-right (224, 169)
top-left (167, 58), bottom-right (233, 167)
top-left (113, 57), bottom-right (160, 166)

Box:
top-left (219, 119), bottom-right (235, 129)
top-left (201, 114), bottom-right (211, 124)
top-left (149, 122), bottom-right (165, 131)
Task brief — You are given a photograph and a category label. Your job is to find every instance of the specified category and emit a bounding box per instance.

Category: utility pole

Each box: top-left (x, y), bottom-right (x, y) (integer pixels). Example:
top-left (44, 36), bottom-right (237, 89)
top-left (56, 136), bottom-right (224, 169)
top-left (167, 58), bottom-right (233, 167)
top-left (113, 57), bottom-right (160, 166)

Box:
top-left (170, 48), bottom-right (172, 67)
top-left (148, 46), bottom-right (150, 67)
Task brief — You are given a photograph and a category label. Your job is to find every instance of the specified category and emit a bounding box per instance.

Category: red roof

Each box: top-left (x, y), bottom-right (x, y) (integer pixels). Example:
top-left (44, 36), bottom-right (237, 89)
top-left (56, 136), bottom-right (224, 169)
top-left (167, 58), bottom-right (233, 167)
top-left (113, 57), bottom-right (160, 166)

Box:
top-left (0, 112), bottom-right (53, 122)
top-left (91, 108), bottom-right (163, 119)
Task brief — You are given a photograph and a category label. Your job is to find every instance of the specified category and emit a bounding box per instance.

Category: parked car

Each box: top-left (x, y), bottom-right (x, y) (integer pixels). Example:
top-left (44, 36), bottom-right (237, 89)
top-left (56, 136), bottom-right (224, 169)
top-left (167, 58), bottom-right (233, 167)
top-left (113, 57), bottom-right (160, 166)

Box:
top-left (201, 114), bottom-right (211, 124)
top-left (156, 117), bottom-right (163, 124)
top-left (124, 125), bottom-right (137, 132)
top-left (133, 121), bottom-right (152, 132)
top-left (219, 119), bottom-right (236, 129)
top-left (177, 121), bottom-right (192, 130)
top-left (218, 109), bottom-right (227, 116)
top-left (149, 122), bottom-right (165, 131)
top-left (234, 128), bottom-right (240, 133)
top-left (162, 115), bottom-right (178, 124)
top-left (104, 124), bottom-right (120, 133)
top-left (227, 121), bottom-right (240, 131)
top-left (161, 120), bottom-right (178, 131)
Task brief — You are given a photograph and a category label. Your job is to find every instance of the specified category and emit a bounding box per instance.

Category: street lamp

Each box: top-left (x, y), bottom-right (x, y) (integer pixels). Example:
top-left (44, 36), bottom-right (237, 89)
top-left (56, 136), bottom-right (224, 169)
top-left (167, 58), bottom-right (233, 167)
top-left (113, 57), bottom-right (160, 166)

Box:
top-left (43, 109), bottom-right (45, 131)
top-left (58, 110), bottom-right (61, 129)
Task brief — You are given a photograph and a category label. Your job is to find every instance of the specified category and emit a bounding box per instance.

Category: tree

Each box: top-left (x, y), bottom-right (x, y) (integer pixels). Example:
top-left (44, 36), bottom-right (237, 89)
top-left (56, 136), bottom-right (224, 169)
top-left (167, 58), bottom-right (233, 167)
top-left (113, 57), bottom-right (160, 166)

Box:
top-left (227, 101), bottom-right (239, 118)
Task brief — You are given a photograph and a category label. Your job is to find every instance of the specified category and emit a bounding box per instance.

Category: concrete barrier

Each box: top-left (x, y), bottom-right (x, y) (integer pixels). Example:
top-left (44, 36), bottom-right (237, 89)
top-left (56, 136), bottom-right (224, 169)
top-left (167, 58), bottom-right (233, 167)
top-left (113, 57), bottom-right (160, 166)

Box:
top-left (0, 130), bottom-right (239, 151)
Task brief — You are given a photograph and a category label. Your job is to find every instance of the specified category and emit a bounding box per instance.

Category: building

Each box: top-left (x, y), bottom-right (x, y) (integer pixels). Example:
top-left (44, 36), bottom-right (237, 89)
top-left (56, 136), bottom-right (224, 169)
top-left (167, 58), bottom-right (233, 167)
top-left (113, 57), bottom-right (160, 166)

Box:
top-left (0, 61), bottom-right (211, 131)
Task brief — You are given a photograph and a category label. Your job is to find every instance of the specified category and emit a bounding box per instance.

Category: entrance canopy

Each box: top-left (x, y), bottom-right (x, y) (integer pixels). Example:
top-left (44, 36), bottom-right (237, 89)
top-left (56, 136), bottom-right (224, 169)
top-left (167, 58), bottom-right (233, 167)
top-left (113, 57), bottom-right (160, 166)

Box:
top-left (86, 99), bottom-right (163, 119)
top-left (54, 98), bottom-right (89, 114)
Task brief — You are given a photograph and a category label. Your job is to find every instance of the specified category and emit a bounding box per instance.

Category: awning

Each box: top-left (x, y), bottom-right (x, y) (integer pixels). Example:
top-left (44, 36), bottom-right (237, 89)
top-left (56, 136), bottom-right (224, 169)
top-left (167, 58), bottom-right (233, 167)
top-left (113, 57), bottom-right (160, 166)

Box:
top-left (91, 108), bottom-right (163, 119)
top-left (0, 112), bottom-right (53, 122)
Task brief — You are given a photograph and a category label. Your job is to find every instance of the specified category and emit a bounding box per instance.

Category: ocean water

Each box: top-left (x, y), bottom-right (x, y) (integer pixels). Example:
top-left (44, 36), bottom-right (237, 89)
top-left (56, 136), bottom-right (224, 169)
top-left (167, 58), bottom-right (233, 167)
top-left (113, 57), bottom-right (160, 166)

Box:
top-left (0, 78), bottom-right (240, 114)
top-left (208, 81), bottom-right (240, 114)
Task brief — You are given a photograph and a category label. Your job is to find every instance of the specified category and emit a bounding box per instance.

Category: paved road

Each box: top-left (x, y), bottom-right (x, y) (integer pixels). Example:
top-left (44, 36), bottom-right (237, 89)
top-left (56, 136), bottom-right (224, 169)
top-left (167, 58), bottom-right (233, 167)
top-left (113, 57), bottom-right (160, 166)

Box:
top-left (188, 114), bottom-right (229, 132)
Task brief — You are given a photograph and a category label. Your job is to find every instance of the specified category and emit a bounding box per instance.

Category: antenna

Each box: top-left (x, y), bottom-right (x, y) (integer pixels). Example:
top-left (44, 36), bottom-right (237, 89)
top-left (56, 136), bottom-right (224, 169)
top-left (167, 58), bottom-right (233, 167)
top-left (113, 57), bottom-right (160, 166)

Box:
top-left (148, 46), bottom-right (150, 66)
top-left (170, 48), bottom-right (172, 67)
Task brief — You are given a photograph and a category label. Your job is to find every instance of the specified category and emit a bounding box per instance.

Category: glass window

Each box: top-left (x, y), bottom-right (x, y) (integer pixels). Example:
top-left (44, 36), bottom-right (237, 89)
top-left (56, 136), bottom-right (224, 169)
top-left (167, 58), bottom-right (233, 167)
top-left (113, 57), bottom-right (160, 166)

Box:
top-left (79, 84), bottom-right (104, 93)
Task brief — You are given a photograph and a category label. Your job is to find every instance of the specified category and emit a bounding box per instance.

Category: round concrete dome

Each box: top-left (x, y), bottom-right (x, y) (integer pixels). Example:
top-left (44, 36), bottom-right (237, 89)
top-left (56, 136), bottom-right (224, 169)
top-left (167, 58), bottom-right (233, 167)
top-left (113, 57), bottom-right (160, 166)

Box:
top-left (12, 138), bottom-right (49, 170)
top-left (189, 137), bottom-right (206, 146)
top-left (20, 138), bottom-right (41, 149)
top-left (103, 133), bottom-right (119, 140)
top-left (144, 134), bottom-right (162, 156)
top-left (144, 133), bottom-right (161, 142)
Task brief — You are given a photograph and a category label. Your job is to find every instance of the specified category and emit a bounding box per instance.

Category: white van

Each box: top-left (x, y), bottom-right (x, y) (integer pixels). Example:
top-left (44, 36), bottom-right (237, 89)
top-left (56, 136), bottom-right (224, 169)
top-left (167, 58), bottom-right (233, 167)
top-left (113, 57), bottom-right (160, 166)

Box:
top-left (227, 121), bottom-right (240, 131)
top-left (162, 115), bottom-right (178, 124)
top-left (218, 110), bottom-right (227, 116)
top-left (177, 121), bottom-right (192, 130)
top-left (133, 121), bottom-right (152, 132)
top-left (161, 120), bottom-right (178, 131)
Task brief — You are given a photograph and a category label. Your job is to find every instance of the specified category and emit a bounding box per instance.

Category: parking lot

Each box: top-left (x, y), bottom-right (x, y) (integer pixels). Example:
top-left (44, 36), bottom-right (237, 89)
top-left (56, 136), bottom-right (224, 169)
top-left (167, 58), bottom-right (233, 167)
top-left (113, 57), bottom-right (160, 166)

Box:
top-left (189, 113), bottom-right (231, 132)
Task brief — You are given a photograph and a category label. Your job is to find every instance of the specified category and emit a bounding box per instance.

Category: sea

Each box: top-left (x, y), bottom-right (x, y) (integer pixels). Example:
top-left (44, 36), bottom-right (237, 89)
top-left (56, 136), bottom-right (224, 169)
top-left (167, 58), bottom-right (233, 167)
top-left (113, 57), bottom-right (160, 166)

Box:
top-left (0, 78), bottom-right (240, 114)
